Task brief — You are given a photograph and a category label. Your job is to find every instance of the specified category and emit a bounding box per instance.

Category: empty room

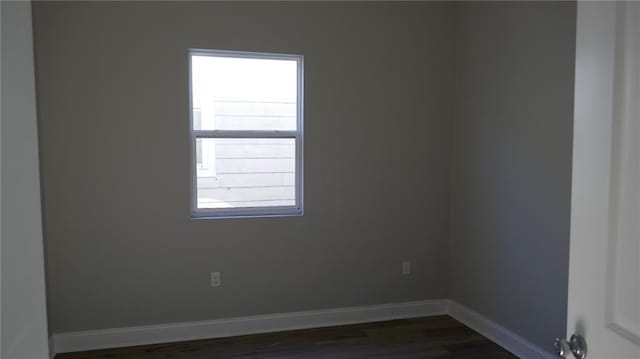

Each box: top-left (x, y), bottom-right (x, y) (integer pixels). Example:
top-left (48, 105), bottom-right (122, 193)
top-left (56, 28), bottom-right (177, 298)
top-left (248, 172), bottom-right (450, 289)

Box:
top-left (2, 1), bottom-right (639, 358)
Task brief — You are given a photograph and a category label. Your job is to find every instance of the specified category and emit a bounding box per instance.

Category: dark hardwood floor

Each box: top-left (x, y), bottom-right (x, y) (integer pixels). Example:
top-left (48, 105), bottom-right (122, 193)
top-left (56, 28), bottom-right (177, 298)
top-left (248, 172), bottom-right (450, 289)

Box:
top-left (56, 315), bottom-right (517, 359)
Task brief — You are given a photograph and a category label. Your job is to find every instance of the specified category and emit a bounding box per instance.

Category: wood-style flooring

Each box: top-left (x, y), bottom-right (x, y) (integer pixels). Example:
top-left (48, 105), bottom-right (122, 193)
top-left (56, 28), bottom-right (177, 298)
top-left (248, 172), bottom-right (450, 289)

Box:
top-left (56, 315), bottom-right (518, 359)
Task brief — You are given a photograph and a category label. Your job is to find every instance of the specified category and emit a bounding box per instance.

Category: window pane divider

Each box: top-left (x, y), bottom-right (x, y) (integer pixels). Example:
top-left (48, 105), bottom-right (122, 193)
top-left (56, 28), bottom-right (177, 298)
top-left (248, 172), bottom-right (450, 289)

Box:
top-left (193, 130), bottom-right (298, 139)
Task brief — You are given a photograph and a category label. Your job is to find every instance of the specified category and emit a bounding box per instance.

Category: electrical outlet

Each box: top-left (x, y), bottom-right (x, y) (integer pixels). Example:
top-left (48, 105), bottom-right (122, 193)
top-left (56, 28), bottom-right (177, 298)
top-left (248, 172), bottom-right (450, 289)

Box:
top-left (210, 272), bottom-right (221, 287)
top-left (402, 261), bottom-right (411, 275)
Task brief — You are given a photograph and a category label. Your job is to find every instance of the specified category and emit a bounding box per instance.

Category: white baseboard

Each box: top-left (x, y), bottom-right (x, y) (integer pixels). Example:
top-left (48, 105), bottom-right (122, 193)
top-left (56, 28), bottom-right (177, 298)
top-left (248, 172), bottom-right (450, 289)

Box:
top-left (53, 299), bottom-right (447, 354)
top-left (49, 335), bottom-right (56, 359)
top-left (446, 300), bottom-right (556, 359)
top-left (52, 299), bottom-right (555, 358)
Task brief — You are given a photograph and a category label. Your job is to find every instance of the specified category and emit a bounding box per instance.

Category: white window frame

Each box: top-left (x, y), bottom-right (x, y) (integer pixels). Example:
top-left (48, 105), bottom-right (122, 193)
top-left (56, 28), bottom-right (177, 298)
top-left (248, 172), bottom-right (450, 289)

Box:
top-left (189, 49), bottom-right (304, 219)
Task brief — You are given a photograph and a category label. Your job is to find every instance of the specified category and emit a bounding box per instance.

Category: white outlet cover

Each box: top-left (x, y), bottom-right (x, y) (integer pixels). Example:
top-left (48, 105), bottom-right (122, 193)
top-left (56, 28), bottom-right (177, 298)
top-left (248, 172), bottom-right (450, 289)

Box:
top-left (210, 272), bottom-right (221, 287)
top-left (402, 261), bottom-right (411, 275)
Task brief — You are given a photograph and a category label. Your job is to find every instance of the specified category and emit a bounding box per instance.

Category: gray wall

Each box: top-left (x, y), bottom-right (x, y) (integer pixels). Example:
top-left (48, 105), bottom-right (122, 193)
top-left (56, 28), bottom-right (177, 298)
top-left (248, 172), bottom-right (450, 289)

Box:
top-left (449, 2), bottom-right (576, 353)
top-left (33, 2), bottom-right (455, 333)
top-left (1, 1), bottom-right (51, 357)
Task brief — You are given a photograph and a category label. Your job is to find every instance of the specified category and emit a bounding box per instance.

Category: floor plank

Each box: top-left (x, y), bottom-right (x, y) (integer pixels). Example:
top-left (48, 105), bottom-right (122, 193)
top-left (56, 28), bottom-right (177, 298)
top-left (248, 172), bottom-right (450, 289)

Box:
top-left (55, 315), bottom-right (517, 359)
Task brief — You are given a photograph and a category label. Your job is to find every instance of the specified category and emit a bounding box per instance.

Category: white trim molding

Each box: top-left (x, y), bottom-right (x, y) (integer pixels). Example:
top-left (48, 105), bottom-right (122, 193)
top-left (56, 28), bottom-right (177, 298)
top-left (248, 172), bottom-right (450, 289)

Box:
top-left (447, 301), bottom-right (556, 359)
top-left (49, 336), bottom-right (56, 359)
top-left (53, 299), bottom-right (447, 354)
top-left (51, 300), bottom-right (556, 358)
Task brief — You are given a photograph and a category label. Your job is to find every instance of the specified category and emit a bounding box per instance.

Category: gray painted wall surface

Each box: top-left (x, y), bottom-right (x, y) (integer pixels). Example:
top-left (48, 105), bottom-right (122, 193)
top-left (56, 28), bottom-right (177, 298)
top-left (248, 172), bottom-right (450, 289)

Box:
top-left (33, 2), bottom-right (455, 333)
top-left (1, 1), bottom-right (51, 357)
top-left (449, 2), bottom-right (576, 353)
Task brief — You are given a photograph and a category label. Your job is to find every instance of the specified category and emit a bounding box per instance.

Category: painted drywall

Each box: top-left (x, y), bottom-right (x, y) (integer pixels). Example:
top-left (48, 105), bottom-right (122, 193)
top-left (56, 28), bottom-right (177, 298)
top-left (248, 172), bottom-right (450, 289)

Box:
top-left (449, 2), bottom-right (576, 353)
top-left (1, 1), bottom-right (51, 357)
top-left (33, 2), bottom-right (455, 333)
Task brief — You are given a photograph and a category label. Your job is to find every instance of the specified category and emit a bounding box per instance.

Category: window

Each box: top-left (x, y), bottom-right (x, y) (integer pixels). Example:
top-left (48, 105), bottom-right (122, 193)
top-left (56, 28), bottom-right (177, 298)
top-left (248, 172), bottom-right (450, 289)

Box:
top-left (189, 49), bottom-right (303, 218)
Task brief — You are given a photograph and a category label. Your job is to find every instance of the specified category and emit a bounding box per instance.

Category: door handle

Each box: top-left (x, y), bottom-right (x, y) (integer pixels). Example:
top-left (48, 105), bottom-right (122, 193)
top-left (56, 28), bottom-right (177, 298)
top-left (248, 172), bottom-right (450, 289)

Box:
top-left (554, 334), bottom-right (587, 359)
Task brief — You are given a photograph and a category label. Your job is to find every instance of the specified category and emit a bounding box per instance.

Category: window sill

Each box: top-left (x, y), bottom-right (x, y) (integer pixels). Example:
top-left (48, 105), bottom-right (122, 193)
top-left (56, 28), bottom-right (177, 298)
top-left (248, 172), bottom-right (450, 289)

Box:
top-left (191, 208), bottom-right (303, 220)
